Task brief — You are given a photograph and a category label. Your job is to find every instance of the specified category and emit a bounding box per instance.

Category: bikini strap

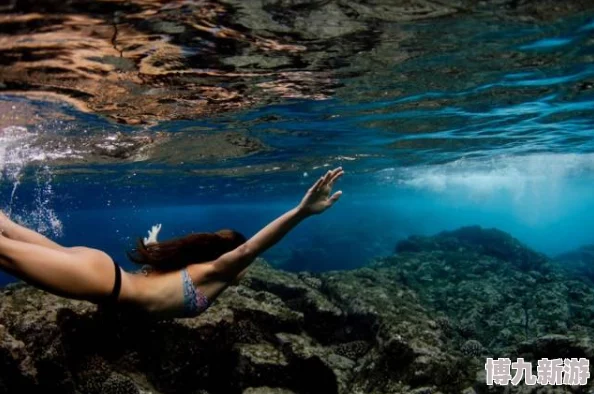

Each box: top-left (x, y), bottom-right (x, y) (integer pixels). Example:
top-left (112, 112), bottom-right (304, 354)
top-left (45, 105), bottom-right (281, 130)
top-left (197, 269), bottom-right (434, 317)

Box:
top-left (108, 261), bottom-right (122, 303)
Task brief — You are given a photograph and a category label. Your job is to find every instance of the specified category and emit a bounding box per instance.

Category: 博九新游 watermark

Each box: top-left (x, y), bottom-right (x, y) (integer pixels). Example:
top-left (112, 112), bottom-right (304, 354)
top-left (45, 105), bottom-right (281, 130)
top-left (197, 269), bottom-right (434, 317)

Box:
top-left (485, 358), bottom-right (590, 385)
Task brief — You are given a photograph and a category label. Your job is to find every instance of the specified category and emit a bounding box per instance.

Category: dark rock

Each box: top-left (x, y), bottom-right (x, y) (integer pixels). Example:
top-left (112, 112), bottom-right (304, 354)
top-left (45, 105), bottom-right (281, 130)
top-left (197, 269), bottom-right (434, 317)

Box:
top-left (555, 244), bottom-right (594, 283)
top-left (320, 267), bottom-right (469, 392)
top-left (330, 340), bottom-right (372, 360)
top-left (101, 373), bottom-right (140, 394)
top-left (395, 226), bottom-right (549, 272)
top-left (460, 340), bottom-right (483, 357)
top-left (0, 324), bottom-right (37, 392)
top-left (435, 315), bottom-right (455, 338)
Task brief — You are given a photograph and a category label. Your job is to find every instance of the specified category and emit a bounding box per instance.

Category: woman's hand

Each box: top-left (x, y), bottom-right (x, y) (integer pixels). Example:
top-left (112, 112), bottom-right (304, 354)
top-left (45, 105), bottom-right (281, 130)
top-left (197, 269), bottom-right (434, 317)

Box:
top-left (298, 167), bottom-right (344, 215)
top-left (143, 223), bottom-right (162, 245)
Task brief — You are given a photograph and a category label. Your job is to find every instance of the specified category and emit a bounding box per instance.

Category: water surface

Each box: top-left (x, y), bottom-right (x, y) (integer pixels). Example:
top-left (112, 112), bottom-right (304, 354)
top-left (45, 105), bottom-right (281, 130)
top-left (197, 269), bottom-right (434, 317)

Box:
top-left (1, 3), bottom-right (594, 284)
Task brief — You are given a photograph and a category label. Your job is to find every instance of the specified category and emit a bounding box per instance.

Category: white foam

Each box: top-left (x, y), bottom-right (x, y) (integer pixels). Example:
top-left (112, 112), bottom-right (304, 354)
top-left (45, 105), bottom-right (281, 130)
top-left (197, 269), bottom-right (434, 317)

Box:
top-left (29, 150), bottom-right (86, 161)
top-left (372, 153), bottom-right (594, 229)
top-left (382, 153), bottom-right (594, 200)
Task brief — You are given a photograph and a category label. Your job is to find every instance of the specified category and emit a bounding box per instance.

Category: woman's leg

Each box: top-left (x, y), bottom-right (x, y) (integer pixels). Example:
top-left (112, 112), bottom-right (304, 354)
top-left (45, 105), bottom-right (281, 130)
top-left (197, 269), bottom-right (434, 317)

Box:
top-left (0, 211), bottom-right (70, 252)
top-left (0, 234), bottom-right (117, 301)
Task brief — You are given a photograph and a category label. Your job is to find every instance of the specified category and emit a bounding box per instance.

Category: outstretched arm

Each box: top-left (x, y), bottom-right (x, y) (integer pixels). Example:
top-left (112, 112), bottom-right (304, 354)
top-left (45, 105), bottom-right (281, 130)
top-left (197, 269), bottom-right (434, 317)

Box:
top-left (212, 167), bottom-right (344, 281)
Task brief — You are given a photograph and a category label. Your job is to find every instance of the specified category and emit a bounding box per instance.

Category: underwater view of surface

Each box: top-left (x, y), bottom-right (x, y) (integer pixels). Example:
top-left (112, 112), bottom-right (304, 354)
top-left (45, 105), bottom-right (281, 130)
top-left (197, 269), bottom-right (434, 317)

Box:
top-left (2, 1), bottom-right (594, 393)
top-left (2, 2), bottom-right (594, 283)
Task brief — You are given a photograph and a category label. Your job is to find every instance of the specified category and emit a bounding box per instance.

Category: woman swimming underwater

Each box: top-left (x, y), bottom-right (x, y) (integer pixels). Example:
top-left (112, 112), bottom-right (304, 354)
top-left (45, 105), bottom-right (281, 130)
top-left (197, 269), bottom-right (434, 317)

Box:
top-left (0, 167), bottom-right (344, 319)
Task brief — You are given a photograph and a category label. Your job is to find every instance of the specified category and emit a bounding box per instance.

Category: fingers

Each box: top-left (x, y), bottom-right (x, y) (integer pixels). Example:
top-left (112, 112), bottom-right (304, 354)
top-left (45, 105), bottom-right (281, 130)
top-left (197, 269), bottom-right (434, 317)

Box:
top-left (314, 171), bottom-right (330, 191)
top-left (311, 176), bottom-right (325, 191)
top-left (329, 190), bottom-right (342, 203)
top-left (318, 167), bottom-right (342, 189)
top-left (328, 168), bottom-right (344, 187)
top-left (311, 166), bottom-right (344, 192)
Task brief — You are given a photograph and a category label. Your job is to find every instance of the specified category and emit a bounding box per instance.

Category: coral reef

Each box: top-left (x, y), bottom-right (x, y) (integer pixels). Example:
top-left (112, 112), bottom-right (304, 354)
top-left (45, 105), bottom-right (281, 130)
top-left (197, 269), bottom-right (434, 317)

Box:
top-left (382, 227), bottom-right (594, 353)
top-left (1, 226), bottom-right (594, 393)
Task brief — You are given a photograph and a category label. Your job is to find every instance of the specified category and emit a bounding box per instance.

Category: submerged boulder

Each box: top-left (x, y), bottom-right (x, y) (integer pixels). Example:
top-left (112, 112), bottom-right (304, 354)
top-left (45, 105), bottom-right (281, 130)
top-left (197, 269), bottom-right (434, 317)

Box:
top-left (394, 226), bottom-right (549, 272)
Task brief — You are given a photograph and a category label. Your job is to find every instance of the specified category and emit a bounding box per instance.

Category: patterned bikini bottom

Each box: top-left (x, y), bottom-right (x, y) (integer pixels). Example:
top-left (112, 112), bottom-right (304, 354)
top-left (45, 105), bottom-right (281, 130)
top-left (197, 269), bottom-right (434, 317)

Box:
top-left (181, 268), bottom-right (210, 317)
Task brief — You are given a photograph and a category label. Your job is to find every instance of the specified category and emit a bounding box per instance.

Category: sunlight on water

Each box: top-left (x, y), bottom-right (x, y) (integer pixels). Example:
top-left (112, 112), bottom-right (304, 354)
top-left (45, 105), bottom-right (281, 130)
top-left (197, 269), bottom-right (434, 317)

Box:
top-left (392, 153), bottom-right (594, 197)
top-left (519, 38), bottom-right (575, 50)
top-left (379, 153), bottom-right (594, 233)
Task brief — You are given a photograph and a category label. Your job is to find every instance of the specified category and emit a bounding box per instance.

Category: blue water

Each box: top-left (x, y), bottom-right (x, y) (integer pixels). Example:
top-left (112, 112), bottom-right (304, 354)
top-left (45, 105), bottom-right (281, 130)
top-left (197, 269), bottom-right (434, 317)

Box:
top-left (2, 12), bottom-right (594, 285)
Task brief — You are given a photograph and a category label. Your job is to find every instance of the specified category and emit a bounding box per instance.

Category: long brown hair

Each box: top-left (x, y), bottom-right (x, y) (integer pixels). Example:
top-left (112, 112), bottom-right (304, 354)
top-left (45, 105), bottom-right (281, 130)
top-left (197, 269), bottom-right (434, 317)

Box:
top-left (127, 228), bottom-right (247, 271)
